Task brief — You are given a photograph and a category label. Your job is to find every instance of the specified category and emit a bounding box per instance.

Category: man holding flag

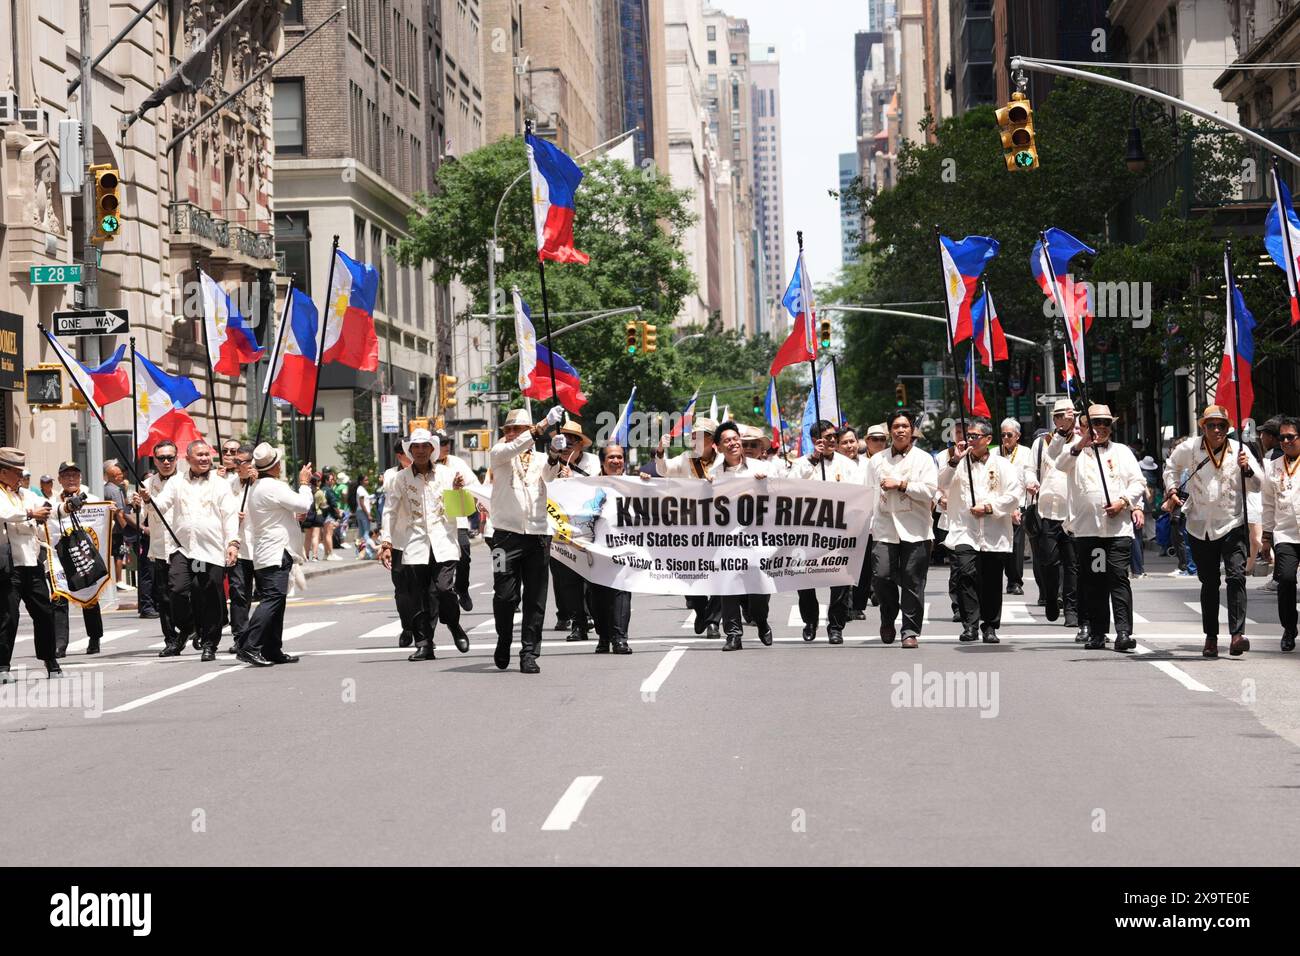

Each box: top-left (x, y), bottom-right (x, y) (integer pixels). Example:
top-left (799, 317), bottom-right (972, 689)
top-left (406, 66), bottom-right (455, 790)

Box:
top-left (791, 418), bottom-right (858, 644)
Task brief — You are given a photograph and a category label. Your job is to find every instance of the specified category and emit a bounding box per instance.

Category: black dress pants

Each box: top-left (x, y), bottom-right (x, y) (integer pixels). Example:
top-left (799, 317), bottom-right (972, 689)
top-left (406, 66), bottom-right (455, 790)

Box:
top-left (852, 535), bottom-right (874, 612)
top-left (1074, 535), bottom-right (1134, 637)
top-left (590, 582), bottom-right (631, 645)
top-left (797, 586), bottom-right (851, 632)
top-left (390, 549), bottom-right (419, 646)
top-left (551, 558), bottom-right (589, 631)
top-left (687, 594), bottom-right (721, 630)
top-left (722, 593), bottom-right (769, 641)
top-left (151, 557), bottom-right (178, 645)
top-left (0, 564), bottom-right (56, 666)
top-left (493, 529), bottom-right (551, 661)
top-left (1037, 519), bottom-right (1078, 619)
top-left (404, 559), bottom-right (461, 645)
top-left (872, 540), bottom-right (931, 637)
top-left (227, 557), bottom-right (255, 647)
top-left (1187, 526), bottom-right (1248, 637)
top-left (53, 599), bottom-right (103, 656)
top-left (136, 535), bottom-right (155, 614)
top-left (1275, 542), bottom-right (1299, 639)
top-left (1005, 520), bottom-right (1026, 587)
top-left (456, 528), bottom-right (472, 598)
top-left (241, 551), bottom-right (292, 658)
top-left (168, 553), bottom-right (225, 650)
top-left (951, 545), bottom-right (1005, 629)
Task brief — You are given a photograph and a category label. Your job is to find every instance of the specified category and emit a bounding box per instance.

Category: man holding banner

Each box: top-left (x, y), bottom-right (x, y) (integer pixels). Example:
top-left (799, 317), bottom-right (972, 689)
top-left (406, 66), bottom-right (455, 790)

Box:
top-left (47, 461), bottom-right (108, 657)
top-left (708, 421), bottom-right (773, 651)
top-left (0, 447), bottom-right (60, 678)
top-left (791, 419), bottom-right (859, 644)
top-left (549, 421), bottom-right (598, 642)
top-left (589, 443), bottom-right (633, 655)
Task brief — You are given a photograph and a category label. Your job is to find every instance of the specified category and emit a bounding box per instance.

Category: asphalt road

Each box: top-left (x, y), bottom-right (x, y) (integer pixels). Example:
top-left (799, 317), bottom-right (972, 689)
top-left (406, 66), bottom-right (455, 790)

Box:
top-left (2, 545), bottom-right (1298, 866)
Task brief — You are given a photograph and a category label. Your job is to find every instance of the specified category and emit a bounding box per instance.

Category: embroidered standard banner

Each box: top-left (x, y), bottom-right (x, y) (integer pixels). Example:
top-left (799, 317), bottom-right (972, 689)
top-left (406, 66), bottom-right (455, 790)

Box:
top-left (43, 501), bottom-right (118, 609)
top-left (544, 476), bottom-right (870, 595)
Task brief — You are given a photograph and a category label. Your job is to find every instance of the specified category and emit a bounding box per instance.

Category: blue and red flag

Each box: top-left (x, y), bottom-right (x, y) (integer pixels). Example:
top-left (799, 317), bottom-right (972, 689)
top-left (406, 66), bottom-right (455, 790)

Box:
top-left (612, 385), bottom-right (636, 447)
top-left (1264, 165), bottom-right (1300, 325)
top-left (267, 288), bottom-right (320, 416)
top-left (1032, 228), bottom-right (1094, 383)
top-left (770, 251), bottom-right (818, 376)
top-left (200, 270), bottom-right (263, 375)
top-left (962, 348), bottom-right (990, 419)
top-left (970, 286), bottom-right (1009, 369)
top-left (763, 376), bottom-right (781, 445)
top-left (938, 234), bottom-right (999, 347)
top-left (523, 343), bottom-right (588, 413)
top-left (526, 133), bottom-right (590, 264)
top-left (1213, 250), bottom-right (1255, 427)
top-left (42, 330), bottom-right (131, 411)
top-left (668, 388), bottom-right (699, 439)
top-left (132, 353), bottom-right (204, 458)
top-left (323, 249), bottom-right (380, 371)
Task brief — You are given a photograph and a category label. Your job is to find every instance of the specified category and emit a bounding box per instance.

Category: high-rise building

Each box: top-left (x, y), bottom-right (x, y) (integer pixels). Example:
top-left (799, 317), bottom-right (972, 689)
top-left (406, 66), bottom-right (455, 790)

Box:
top-left (839, 152), bottom-right (861, 267)
top-left (0, 0), bottom-right (281, 476)
top-left (519, 0), bottom-right (600, 153)
top-left (617, 0), bottom-right (671, 170)
top-left (482, 0), bottom-right (525, 145)
top-left (991, 0), bottom-right (1111, 108)
top-left (750, 43), bottom-right (784, 333)
top-left (273, 0), bottom-right (453, 472)
top-left (949, 0), bottom-right (995, 112)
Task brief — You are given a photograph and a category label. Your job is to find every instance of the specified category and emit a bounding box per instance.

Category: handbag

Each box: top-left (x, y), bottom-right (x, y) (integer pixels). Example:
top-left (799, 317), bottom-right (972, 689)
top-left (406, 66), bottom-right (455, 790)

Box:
top-left (56, 510), bottom-right (109, 593)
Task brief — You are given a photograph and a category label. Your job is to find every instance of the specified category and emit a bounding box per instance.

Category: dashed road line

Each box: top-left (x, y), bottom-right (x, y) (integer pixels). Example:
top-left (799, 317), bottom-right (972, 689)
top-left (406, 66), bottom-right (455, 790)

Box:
top-left (541, 776), bottom-right (603, 831)
top-left (102, 664), bottom-right (250, 714)
top-left (1134, 643), bottom-right (1214, 692)
top-left (639, 646), bottom-right (688, 699)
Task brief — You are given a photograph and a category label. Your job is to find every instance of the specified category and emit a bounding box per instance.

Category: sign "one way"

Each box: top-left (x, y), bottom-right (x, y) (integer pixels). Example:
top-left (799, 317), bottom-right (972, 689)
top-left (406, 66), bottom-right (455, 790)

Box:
top-left (51, 308), bottom-right (130, 336)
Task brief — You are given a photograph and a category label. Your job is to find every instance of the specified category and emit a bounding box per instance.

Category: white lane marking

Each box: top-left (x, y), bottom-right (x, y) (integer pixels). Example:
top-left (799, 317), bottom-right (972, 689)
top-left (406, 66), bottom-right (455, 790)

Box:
top-left (541, 776), bottom-right (603, 831)
top-left (1134, 643), bottom-right (1214, 692)
top-left (1000, 602), bottom-right (1036, 623)
top-left (359, 620), bottom-right (404, 639)
top-left (103, 664), bottom-right (249, 714)
top-left (282, 621), bottom-right (335, 642)
top-left (471, 613), bottom-right (522, 634)
top-left (330, 592), bottom-right (377, 604)
top-left (66, 628), bottom-right (138, 653)
top-left (1181, 602), bottom-right (1256, 626)
top-left (639, 646), bottom-right (688, 698)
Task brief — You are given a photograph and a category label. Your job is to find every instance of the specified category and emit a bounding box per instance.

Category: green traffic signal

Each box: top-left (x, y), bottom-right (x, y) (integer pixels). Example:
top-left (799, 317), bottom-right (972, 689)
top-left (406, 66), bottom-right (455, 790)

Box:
top-left (1014, 151), bottom-right (1035, 169)
top-left (101, 214), bottom-right (120, 233)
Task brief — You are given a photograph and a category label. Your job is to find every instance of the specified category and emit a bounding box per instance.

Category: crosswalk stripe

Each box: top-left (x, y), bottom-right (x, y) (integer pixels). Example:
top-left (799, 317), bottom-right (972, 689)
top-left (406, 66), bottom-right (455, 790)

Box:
top-left (282, 621), bottom-right (335, 642)
top-left (472, 613), bottom-right (521, 634)
top-left (1182, 601), bottom-right (1256, 626)
top-left (66, 628), bottom-right (137, 654)
top-left (360, 621), bottom-right (404, 639)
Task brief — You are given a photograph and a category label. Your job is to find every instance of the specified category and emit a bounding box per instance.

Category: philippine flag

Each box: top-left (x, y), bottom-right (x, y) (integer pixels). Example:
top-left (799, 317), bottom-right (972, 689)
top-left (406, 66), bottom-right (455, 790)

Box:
top-left (42, 329), bottom-right (130, 411)
top-left (526, 132), bottom-right (590, 264)
top-left (1032, 228), bottom-right (1094, 382)
top-left (970, 286), bottom-right (1009, 369)
top-left (133, 353), bottom-right (204, 458)
top-left (1263, 164), bottom-right (1300, 325)
top-left (939, 234), bottom-right (999, 347)
top-left (763, 377), bottom-right (781, 445)
top-left (323, 249), bottom-right (380, 371)
top-left (963, 348), bottom-right (991, 419)
top-left (770, 251), bottom-right (818, 376)
top-left (522, 344), bottom-right (588, 413)
top-left (267, 288), bottom-right (320, 416)
top-left (513, 290), bottom-right (538, 391)
top-left (612, 385), bottom-right (637, 447)
top-left (668, 388), bottom-right (699, 439)
top-left (200, 270), bottom-right (263, 375)
top-left (1213, 250), bottom-right (1256, 427)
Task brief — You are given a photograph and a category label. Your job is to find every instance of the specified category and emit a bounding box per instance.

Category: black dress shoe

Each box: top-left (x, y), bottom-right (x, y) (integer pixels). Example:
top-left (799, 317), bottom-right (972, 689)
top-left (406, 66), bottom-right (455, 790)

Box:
top-left (86, 637), bottom-right (100, 655)
top-left (959, 626), bottom-right (978, 643)
top-left (554, 618), bottom-right (572, 632)
top-left (158, 642), bottom-right (181, 658)
top-left (722, 634), bottom-right (742, 651)
top-left (408, 642), bottom-right (435, 661)
top-left (1074, 624), bottom-right (1089, 644)
top-left (494, 642), bottom-right (510, 670)
top-left (981, 627), bottom-right (1000, 644)
top-left (802, 624), bottom-right (816, 642)
top-left (200, 646), bottom-right (216, 662)
top-left (1007, 584), bottom-right (1024, 595)
top-left (450, 624), bottom-right (471, 654)
top-left (594, 641), bottom-right (610, 653)
top-left (46, 660), bottom-right (63, 678)
top-left (1114, 633), bottom-right (1137, 652)
top-left (236, 648), bottom-right (274, 667)
top-left (565, 626), bottom-right (588, 642)
top-left (706, 623), bottom-right (721, 639)
top-left (1282, 633), bottom-right (1297, 652)
top-left (851, 609), bottom-right (866, 620)
top-left (1084, 632), bottom-right (1106, 650)
top-left (827, 630), bottom-right (844, 645)
top-left (268, 651), bottom-right (299, 664)
top-left (520, 657), bottom-right (541, 674)
top-left (459, 593), bottom-right (473, 612)
top-left (880, 623), bottom-right (896, 644)
top-left (612, 641), bottom-right (633, 655)
top-left (1202, 636), bottom-right (1219, 659)
top-left (1045, 594), bottom-right (1060, 622)
top-left (693, 614), bottom-right (709, 635)
top-left (758, 624), bottom-right (773, 646)
top-left (399, 631), bottom-right (414, 649)
top-left (191, 635), bottom-right (201, 651)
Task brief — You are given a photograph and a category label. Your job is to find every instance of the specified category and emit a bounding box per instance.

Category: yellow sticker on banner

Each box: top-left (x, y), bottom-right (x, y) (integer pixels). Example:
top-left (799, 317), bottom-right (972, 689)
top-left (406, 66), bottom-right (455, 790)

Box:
top-left (441, 489), bottom-right (477, 518)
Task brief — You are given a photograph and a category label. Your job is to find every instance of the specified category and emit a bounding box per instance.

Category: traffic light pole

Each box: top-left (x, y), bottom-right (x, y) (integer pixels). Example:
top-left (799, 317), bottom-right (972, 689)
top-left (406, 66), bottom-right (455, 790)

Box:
top-left (79, 0), bottom-right (103, 487)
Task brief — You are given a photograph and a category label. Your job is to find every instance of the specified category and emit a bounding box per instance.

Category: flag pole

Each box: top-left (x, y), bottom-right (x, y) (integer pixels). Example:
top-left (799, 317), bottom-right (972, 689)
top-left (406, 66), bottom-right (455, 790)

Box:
top-left (1038, 228), bottom-right (1110, 506)
top-left (773, 383), bottom-right (787, 460)
top-left (41, 325), bottom-right (180, 548)
top-left (1224, 241), bottom-right (1249, 530)
top-left (129, 335), bottom-right (141, 532)
top-left (198, 270), bottom-right (223, 456)
top-left (240, 277), bottom-right (296, 517)
top-left (797, 231), bottom-right (825, 479)
top-left (308, 235), bottom-right (340, 464)
top-left (934, 226), bottom-right (977, 505)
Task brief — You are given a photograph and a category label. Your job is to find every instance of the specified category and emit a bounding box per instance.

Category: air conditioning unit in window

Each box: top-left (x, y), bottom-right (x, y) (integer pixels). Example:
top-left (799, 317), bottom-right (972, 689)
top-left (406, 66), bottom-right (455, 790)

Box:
top-left (18, 108), bottom-right (50, 135)
top-left (0, 91), bottom-right (16, 124)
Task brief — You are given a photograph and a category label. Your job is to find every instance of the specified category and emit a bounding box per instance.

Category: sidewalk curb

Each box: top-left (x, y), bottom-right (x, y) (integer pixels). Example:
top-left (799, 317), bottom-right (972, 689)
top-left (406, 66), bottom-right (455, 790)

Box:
top-left (303, 560), bottom-right (377, 579)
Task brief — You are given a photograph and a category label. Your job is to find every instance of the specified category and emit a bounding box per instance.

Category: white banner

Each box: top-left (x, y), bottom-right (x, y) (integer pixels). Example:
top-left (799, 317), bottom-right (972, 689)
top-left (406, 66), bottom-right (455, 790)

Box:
top-left (43, 500), bottom-right (117, 609)
top-left (544, 476), bottom-right (870, 596)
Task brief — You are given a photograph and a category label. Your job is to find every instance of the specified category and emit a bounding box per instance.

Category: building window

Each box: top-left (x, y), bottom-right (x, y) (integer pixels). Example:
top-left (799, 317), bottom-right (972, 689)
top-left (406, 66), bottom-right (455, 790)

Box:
top-left (275, 211), bottom-right (311, 295)
top-left (707, 50), bottom-right (716, 65)
top-left (730, 54), bottom-right (738, 66)
top-left (707, 25), bottom-right (716, 40)
top-left (284, 0), bottom-right (303, 25)
top-left (707, 74), bottom-right (717, 90)
top-left (272, 80), bottom-right (305, 155)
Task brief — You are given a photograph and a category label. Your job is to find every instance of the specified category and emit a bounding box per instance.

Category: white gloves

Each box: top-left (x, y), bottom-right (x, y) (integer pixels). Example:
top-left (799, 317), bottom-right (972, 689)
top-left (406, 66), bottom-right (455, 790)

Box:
top-left (551, 435), bottom-right (568, 452)
top-left (545, 405), bottom-right (565, 427)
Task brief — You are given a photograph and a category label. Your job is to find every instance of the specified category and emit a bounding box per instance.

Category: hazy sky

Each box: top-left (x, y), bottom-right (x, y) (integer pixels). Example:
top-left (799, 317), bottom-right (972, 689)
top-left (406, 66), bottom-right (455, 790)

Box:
top-left (732, 0), bottom-right (860, 288)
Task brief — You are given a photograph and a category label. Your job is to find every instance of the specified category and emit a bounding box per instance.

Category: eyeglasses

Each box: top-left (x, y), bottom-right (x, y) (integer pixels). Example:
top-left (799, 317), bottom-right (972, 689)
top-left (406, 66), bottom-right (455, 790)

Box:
top-left (1000, 432), bottom-right (1017, 438)
top-left (866, 436), bottom-right (886, 442)
top-left (970, 433), bottom-right (992, 440)
top-left (154, 455), bottom-right (176, 462)
top-left (1280, 434), bottom-right (1300, 443)
top-left (1203, 421), bottom-right (1228, 431)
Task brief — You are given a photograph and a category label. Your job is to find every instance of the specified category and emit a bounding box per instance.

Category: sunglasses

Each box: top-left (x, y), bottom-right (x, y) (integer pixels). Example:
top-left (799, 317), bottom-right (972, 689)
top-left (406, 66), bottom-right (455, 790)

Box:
top-left (1203, 421), bottom-right (1228, 430)
top-left (1280, 434), bottom-right (1300, 442)
top-left (154, 455), bottom-right (176, 462)
top-left (1000, 432), bottom-right (1017, 437)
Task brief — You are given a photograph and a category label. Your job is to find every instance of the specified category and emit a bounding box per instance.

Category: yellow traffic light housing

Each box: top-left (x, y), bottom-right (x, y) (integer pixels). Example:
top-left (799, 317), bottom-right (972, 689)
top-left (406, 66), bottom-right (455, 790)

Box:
top-left (90, 164), bottom-right (122, 242)
top-left (438, 373), bottom-right (458, 409)
top-left (640, 322), bottom-right (657, 354)
top-left (894, 382), bottom-right (907, 407)
top-left (995, 92), bottom-right (1038, 172)
top-left (818, 319), bottom-right (832, 349)
top-left (625, 321), bottom-right (639, 354)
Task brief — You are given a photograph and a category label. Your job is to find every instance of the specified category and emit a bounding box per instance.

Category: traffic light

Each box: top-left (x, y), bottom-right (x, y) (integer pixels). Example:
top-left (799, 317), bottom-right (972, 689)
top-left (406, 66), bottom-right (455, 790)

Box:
top-left (90, 164), bottom-right (122, 242)
top-left (995, 92), bottom-right (1038, 172)
top-left (895, 382), bottom-right (907, 407)
top-left (752, 393), bottom-right (762, 415)
top-left (625, 321), bottom-right (639, 355)
top-left (818, 318), bottom-right (832, 349)
top-left (640, 322), bottom-right (657, 354)
top-left (438, 373), bottom-right (458, 409)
